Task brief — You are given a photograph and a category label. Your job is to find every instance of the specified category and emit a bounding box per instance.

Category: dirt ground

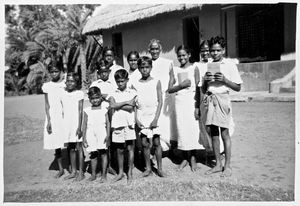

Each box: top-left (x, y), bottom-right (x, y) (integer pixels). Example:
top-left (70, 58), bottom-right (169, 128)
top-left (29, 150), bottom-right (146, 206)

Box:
top-left (3, 95), bottom-right (296, 200)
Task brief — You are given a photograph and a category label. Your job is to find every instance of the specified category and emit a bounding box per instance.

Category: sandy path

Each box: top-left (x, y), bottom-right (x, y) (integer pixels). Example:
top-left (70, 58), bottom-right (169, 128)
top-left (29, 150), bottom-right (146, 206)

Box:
top-left (4, 95), bottom-right (295, 194)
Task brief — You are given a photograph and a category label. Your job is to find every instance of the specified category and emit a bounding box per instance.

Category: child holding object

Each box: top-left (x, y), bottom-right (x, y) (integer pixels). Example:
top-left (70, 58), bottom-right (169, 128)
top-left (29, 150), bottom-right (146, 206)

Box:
top-left (133, 56), bottom-right (164, 177)
top-left (42, 55), bottom-right (66, 178)
top-left (82, 87), bottom-right (110, 182)
top-left (61, 72), bottom-right (85, 181)
top-left (109, 69), bottom-right (137, 183)
top-left (168, 45), bottom-right (204, 172)
top-left (201, 36), bottom-right (243, 177)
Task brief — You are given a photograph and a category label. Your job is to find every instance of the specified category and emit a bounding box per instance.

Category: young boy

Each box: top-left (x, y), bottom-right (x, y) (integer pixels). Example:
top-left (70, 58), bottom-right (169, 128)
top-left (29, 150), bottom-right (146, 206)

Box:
top-left (201, 36), bottom-right (243, 177)
top-left (109, 69), bottom-right (137, 183)
top-left (90, 59), bottom-right (115, 100)
top-left (133, 56), bottom-right (165, 177)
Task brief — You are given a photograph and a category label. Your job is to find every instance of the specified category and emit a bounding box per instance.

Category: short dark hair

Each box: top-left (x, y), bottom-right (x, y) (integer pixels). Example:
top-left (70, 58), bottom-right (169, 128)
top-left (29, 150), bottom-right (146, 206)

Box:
top-left (137, 56), bottom-right (152, 68)
top-left (209, 36), bottom-right (226, 48)
top-left (48, 55), bottom-right (63, 71)
top-left (127, 51), bottom-right (140, 61)
top-left (114, 69), bottom-right (128, 80)
top-left (176, 45), bottom-right (191, 54)
top-left (66, 72), bottom-right (81, 89)
top-left (88, 86), bottom-right (101, 97)
top-left (102, 46), bottom-right (115, 57)
top-left (199, 40), bottom-right (209, 50)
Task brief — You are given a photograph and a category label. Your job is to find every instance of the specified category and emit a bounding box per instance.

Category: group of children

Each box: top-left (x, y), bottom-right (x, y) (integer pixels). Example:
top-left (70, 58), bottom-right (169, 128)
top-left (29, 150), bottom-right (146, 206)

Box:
top-left (42, 36), bottom-right (242, 183)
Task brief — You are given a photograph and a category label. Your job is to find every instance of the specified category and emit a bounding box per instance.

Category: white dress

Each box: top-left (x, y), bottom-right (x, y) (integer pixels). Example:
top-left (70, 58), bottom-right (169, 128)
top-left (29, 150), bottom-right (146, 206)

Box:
top-left (60, 90), bottom-right (84, 143)
top-left (42, 81), bottom-right (65, 150)
top-left (173, 65), bottom-right (204, 151)
top-left (134, 77), bottom-right (160, 137)
top-left (151, 57), bottom-right (177, 150)
top-left (84, 102), bottom-right (109, 152)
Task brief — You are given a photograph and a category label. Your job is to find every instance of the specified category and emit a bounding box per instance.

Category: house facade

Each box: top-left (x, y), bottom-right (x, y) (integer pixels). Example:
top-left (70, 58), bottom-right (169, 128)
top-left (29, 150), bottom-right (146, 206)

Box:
top-left (83, 4), bottom-right (296, 91)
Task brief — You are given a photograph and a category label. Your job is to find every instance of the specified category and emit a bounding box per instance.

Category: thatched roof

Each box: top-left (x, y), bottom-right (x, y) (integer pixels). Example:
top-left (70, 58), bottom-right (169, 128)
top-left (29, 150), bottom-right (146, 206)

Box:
top-left (83, 4), bottom-right (202, 35)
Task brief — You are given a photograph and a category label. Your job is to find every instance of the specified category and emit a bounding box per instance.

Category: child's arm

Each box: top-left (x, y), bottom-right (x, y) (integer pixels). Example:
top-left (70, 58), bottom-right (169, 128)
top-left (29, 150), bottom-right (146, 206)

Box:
top-left (150, 80), bottom-right (163, 129)
top-left (214, 72), bottom-right (241, 92)
top-left (104, 112), bottom-right (111, 147)
top-left (109, 96), bottom-right (136, 112)
top-left (194, 66), bottom-right (200, 120)
top-left (44, 94), bottom-right (52, 134)
top-left (134, 106), bottom-right (143, 129)
top-left (168, 67), bottom-right (191, 94)
top-left (76, 99), bottom-right (84, 138)
top-left (82, 112), bottom-right (88, 148)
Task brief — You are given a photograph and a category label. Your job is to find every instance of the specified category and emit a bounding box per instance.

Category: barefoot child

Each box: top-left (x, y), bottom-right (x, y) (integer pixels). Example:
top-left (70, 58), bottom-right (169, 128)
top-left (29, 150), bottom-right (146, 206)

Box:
top-left (82, 87), bottom-right (110, 182)
top-left (109, 69), bottom-right (137, 183)
top-left (168, 45), bottom-right (203, 172)
top-left (134, 56), bottom-right (165, 177)
top-left (61, 72), bottom-right (85, 181)
top-left (42, 55), bottom-right (66, 178)
top-left (201, 36), bottom-right (243, 177)
top-left (90, 59), bottom-right (117, 176)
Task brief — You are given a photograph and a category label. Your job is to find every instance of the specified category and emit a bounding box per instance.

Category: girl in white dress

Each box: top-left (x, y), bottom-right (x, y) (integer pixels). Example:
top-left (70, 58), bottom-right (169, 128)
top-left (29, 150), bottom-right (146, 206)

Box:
top-left (42, 56), bottom-right (65, 178)
top-left (82, 87), bottom-right (110, 182)
top-left (168, 45), bottom-right (204, 172)
top-left (61, 72), bottom-right (85, 181)
top-left (134, 56), bottom-right (165, 177)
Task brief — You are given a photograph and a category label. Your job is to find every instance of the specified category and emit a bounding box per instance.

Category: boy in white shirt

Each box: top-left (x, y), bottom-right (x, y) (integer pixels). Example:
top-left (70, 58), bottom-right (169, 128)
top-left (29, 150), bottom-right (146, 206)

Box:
top-left (109, 69), bottom-right (137, 183)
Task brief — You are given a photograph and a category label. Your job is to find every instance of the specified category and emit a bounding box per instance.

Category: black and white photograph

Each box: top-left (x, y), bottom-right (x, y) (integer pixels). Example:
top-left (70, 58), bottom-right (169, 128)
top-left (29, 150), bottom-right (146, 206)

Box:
top-left (2, 0), bottom-right (299, 204)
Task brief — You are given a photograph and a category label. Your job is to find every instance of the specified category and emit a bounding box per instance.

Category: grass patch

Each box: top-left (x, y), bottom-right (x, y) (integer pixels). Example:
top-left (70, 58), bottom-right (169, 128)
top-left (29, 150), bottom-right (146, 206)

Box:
top-left (4, 116), bottom-right (44, 146)
top-left (4, 181), bottom-right (294, 202)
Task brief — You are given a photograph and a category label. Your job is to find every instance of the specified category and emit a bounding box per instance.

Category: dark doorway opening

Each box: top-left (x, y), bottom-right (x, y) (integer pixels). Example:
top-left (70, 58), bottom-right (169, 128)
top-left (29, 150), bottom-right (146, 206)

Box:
top-left (112, 32), bottom-right (124, 66)
top-left (183, 16), bottom-right (200, 63)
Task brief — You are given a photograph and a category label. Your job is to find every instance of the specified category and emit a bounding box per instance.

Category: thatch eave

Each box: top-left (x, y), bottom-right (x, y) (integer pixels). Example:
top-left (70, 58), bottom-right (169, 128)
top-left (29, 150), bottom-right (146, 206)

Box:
top-left (83, 4), bottom-right (202, 35)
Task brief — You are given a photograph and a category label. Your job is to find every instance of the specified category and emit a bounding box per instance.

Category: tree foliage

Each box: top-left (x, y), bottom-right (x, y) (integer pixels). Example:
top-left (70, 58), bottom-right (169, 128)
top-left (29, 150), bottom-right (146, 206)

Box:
top-left (5, 4), bottom-right (102, 95)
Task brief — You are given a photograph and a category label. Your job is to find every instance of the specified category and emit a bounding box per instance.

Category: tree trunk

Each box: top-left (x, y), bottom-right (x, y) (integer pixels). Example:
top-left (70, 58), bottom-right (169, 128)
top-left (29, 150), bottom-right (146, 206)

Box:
top-left (79, 44), bottom-right (87, 89)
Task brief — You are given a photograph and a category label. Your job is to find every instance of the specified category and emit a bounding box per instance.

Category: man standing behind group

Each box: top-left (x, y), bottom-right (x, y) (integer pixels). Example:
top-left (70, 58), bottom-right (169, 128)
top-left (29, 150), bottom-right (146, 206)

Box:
top-left (148, 39), bottom-right (177, 151)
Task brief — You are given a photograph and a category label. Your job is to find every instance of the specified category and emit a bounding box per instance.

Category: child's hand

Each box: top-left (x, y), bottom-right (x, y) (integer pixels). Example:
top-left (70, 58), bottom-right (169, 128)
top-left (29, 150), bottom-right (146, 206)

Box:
top-left (136, 119), bottom-right (144, 129)
top-left (128, 96), bottom-right (137, 106)
top-left (76, 128), bottom-right (82, 139)
top-left (149, 119), bottom-right (158, 129)
top-left (83, 139), bottom-right (88, 148)
top-left (194, 108), bottom-right (200, 120)
top-left (214, 72), bottom-right (227, 84)
top-left (180, 79), bottom-right (191, 88)
top-left (47, 122), bottom-right (52, 134)
top-left (204, 72), bottom-right (214, 82)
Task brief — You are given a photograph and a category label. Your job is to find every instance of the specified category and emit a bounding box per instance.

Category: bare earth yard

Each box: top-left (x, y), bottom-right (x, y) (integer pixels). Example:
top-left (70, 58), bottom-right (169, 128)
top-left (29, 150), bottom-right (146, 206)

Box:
top-left (3, 95), bottom-right (295, 201)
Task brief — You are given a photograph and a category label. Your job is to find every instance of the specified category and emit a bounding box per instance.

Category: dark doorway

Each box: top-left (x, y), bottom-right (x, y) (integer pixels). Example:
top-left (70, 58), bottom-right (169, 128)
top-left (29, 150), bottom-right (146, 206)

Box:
top-left (183, 16), bottom-right (200, 63)
top-left (112, 32), bottom-right (124, 66)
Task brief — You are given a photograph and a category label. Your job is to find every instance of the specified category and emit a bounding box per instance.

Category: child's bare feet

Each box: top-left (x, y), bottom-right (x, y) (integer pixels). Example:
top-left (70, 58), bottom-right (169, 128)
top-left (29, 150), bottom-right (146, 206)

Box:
top-left (127, 176), bottom-right (133, 185)
top-left (112, 173), bottom-right (125, 183)
top-left (75, 172), bottom-right (85, 181)
top-left (64, 172), bottom-right (77, 180)
top-left (157, 169), bottom-right (167, 177)
top-left (205, 165), bottom-right (223, 175)
top-left (221, 167), bottom-right (232, 177)
top-left (108, 166), bottom-right (117, 175)
top-left (99, 177), bottom-right (107, 183)
top-left (54, 170), bottom-right (64, 179)
top-left (139, 170), bottom-right (152, 178)
top-left (191, 157), bottom-right (198, 172)
top-left (88, 175), bottom-right (97, 181)
top-left (178, 160), bottom-right (188, 171)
